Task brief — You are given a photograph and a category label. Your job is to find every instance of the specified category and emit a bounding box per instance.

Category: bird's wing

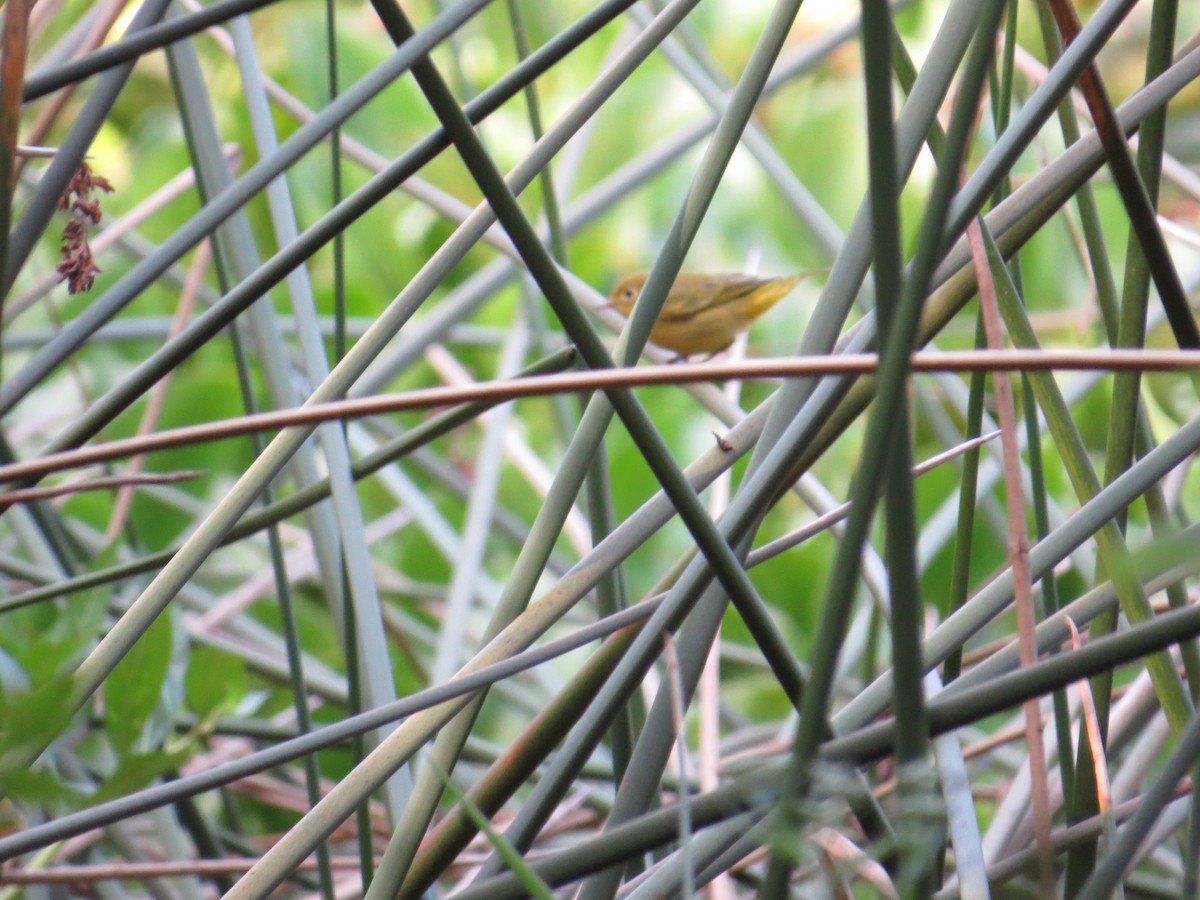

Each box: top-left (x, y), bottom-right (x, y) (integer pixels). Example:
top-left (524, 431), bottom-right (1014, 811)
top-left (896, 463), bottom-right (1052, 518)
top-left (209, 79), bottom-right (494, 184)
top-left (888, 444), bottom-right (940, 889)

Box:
top-left (658, 275), bottom-right (768, 321)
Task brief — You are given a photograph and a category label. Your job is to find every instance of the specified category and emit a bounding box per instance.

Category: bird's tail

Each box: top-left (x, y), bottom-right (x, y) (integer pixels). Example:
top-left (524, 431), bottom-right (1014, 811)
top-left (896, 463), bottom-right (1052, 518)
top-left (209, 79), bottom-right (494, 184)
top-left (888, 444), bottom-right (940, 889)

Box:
top-left (746, 268), bottom-right (824, 317)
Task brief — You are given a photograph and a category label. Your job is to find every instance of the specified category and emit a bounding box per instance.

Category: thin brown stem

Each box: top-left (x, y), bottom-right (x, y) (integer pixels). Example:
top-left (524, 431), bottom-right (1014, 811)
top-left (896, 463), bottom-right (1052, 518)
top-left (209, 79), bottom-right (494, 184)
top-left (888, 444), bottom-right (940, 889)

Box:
top-left (1, 350), bottom-right (1198, 489)
top-left (967, 215), bottom-right (1054, 895)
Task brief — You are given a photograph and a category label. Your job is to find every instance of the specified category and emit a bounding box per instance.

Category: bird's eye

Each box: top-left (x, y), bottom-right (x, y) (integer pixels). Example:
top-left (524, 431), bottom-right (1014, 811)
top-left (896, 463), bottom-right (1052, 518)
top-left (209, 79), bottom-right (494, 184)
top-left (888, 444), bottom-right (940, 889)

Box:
top-left (623, 289), bottom-right (635, 299)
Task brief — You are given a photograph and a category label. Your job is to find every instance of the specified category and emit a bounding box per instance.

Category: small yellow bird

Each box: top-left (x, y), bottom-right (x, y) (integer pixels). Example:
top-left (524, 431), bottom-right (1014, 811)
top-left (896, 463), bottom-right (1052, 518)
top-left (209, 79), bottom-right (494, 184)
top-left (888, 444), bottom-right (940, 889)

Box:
top-left (606, 270), bottom-right (818, 359)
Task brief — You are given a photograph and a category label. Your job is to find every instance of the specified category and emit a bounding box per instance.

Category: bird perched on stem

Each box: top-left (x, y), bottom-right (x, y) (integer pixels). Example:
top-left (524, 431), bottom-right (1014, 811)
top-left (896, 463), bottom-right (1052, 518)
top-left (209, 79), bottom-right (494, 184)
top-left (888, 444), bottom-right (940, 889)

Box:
top-left (605, 270), bottom-right (821, 360)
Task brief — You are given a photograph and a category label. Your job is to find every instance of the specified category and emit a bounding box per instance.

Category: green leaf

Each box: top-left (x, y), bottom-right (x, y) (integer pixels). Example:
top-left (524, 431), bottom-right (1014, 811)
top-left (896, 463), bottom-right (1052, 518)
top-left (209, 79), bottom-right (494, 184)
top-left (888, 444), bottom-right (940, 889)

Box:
top-left (0, 674), bottom-right (79, 786)
top-left (185, 645), bottom-right (247, 720)
top-left (90, 746), bottom-right (194, 805)
top-left (0, 766), bottom-right (88, 807)
top-left (105, 608), bottom-right (173, 757)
